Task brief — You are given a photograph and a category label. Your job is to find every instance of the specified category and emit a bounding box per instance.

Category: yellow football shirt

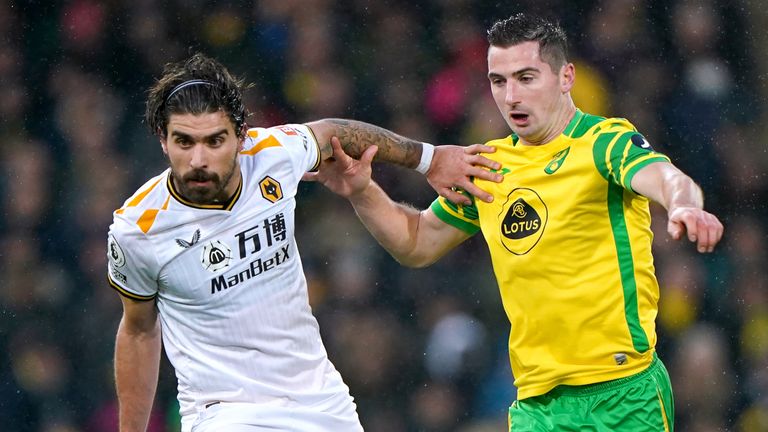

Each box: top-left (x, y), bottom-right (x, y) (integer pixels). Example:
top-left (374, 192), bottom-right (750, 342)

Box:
top-left (431, 110), bottom-right (670, 399)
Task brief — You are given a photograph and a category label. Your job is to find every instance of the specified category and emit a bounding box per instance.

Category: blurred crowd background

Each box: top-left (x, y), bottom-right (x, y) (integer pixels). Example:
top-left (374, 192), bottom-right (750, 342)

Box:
top-left (1, 0), bottom-right (766, 431)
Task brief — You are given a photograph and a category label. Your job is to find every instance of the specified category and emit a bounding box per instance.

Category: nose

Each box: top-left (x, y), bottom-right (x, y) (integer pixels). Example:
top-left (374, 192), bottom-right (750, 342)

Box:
top-left (189, 144), bottom-right (208, 169)
top-left (505, 82), bottom-right (520, 107)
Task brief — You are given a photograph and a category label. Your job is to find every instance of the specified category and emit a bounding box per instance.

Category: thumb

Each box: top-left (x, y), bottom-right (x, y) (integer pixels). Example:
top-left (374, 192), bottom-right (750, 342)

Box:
top-left (361, 145), bottom-right (378, 165)
top-left (302, 172), bottom-right (318, 182)
top-left (331, 136), bottom-right (353, 163)
top-left (668, 219), bottom-right (684, 240)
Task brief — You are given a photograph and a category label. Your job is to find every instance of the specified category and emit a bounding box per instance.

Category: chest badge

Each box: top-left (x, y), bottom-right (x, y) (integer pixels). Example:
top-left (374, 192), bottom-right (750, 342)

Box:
top-left (260, 176), bottom-right (283, 203)
top-left (544, 147), bottom-right (570, 174)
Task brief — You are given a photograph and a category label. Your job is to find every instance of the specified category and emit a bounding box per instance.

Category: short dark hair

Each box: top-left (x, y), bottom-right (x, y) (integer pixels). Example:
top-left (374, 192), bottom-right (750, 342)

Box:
top-left (145, 53), bottom-right (250, 138)
top-left (487, 13), bottom-right (569, 71)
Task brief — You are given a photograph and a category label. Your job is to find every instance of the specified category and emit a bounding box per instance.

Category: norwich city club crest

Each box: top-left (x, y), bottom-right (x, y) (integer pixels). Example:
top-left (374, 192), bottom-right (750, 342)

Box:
top-left (498, 188), bottom-right (547, 255)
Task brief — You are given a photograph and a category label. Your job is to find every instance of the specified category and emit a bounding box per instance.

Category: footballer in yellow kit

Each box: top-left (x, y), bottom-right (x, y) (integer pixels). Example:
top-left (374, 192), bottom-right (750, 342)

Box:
top-left (431, 109), bottom-right (671, 399)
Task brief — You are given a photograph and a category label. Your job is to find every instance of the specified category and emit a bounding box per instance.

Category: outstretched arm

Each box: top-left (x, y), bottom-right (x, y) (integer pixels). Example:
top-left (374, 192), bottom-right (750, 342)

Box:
top-left (304, 137), bottom-right (472, 267)
top-left (306, 119), bottom-right (502, 205)
top-left (631, 161), bottom-right (724, 253)
top-left (115, 296), bottom-right (161, 432)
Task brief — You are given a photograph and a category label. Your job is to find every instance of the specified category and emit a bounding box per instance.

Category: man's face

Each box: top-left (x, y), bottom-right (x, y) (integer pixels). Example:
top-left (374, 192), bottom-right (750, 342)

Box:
top-left (487, 41), bottom-right (573, 144)
top-left (161, 111), bottom-right (243, 204)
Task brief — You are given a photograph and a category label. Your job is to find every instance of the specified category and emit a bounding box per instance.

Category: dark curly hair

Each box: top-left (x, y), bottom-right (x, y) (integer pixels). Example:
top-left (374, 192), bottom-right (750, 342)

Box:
top-left (145, 53), bottom-right (250, 138)
top-left (487, 13), bottom-right (569, 72)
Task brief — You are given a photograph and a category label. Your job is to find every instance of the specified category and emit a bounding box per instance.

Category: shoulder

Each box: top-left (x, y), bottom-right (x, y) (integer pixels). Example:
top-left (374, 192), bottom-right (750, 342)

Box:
top-left (240, 124), bottom-right (316, 156)
top-left (116, 171), bottom-right (169, 211)
top-left (577, 115), bottom-right (668, 183)
top-left (241, 124), bottom-right (321, 173)
top-left (579, 115), bottom-right (643, 157)
top-left (112, 170), bottom-right (171, 237)
top-left (584, 116), bottom-right (638, 138)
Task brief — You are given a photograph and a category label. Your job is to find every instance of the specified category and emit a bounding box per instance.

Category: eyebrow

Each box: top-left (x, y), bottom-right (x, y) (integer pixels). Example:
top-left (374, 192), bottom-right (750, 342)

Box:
top-left (170, 129), bottom-right (229, 141)
top-left (487, 67), bottom-right (541, 79)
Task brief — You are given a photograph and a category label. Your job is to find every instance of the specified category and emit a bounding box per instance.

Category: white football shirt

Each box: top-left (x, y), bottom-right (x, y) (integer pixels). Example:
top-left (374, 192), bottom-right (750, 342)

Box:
top-left (107, 124), bottom-right (362, 431)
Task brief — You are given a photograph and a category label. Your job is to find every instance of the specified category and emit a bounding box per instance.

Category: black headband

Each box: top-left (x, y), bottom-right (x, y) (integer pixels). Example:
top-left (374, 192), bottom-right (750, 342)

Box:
top-left (165, 79), bottom-right (214, 103)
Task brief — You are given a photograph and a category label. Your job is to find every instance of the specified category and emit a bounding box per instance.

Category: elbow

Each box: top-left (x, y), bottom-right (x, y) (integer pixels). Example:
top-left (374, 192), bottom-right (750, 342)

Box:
top-left (119, 320), bottom-right (160, 340)
top-left (394, 257), bottom-right (427, 268)
top-left (392, 251), bottom-right (440, 269)
top-left (119, 311), bottom-right (160, 338)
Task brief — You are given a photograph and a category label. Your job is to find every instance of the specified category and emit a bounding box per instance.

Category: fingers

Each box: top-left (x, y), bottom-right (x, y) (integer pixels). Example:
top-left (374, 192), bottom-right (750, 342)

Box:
top-left (668, 208), bottom-right (724, 253)
top-left (463, 145), bottom-right (501, 172)
top-left (667, 220), bottom-right (684, 240)
top-left (464, 144), bottom-right (497, 155)
top-left (686, 216), bottom-right (698, 243)
top-left (465, 147), bottom-right (501, 183)
top-left (467, 154), bottom-right (501, 173)
top-left (692, 218), bottom-right (709, 252)
top-left (700, 213), bottom-right (724, 253)
top-left (440, 188), bottom-right (472, 206)
top-left (713, 216), bottom-right (724, 249)
top-left (460, 181), bottom-right (493, 203)
top-left (470, 165), bottom-right (503, 183)
top-left (426, 144), bottom-right (500, 204)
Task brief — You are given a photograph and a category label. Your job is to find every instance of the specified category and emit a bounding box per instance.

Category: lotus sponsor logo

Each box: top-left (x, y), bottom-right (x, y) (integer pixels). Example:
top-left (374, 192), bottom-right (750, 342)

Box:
top-left (498, 188), bottom-right (548, 255)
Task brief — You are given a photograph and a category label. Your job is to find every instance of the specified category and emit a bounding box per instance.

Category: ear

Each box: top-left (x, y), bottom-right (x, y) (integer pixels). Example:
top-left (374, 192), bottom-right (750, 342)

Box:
top-left (238, 124), bottom-right (248, 151)
top-left (561, 63), bottom-right (575, 93)
top-left (157, 127), bottom-right (170, 155)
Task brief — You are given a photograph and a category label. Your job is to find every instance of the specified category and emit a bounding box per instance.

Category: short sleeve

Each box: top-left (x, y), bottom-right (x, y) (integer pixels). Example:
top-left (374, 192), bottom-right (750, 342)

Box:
top-left (273, 124), bottom-right (321, 173)
top-left (430, 195), bottom-right (481, 235)
top-left (591, 120), bottom-right (670, 192)
top-left (107, 216), bottom-right (160, 301)
top-left (241, 124), bottom-right (321, 181)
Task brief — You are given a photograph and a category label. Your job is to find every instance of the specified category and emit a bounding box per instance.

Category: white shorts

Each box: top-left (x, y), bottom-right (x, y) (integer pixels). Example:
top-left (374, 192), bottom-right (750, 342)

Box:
top-left (187, 400), bottom-right (364, 432)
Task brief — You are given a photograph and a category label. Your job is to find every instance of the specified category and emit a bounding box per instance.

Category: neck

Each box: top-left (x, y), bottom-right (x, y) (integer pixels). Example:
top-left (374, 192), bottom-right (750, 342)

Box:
top-left (519, 99), bottom-right (577, 146)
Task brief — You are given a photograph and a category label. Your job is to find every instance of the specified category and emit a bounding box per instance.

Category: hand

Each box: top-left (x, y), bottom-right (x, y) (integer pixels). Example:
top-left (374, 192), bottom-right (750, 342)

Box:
top-left (302, 136), bottom-right (378, 199)
top-left (667, 207), bottom-right (724, 253)
top-left (427, 144), bottom-right (503, 205)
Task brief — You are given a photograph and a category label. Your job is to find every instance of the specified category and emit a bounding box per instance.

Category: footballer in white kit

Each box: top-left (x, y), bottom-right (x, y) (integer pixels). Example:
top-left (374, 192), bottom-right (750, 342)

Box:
top-left (110, 53), bottom-right (501, 432)
top-left (108, 124), bottom-right (362, 431)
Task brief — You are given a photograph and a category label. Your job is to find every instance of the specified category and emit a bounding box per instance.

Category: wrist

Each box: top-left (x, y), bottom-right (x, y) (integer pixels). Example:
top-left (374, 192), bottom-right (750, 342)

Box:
top-left (414, 143), bottom-right (434, 175)
top-left (348, 180), bottom-right (378, 205)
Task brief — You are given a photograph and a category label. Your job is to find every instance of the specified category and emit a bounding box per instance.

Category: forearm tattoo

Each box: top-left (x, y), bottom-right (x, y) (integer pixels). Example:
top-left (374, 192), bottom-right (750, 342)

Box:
top-left (326, 119), bottom-right (422, 168)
